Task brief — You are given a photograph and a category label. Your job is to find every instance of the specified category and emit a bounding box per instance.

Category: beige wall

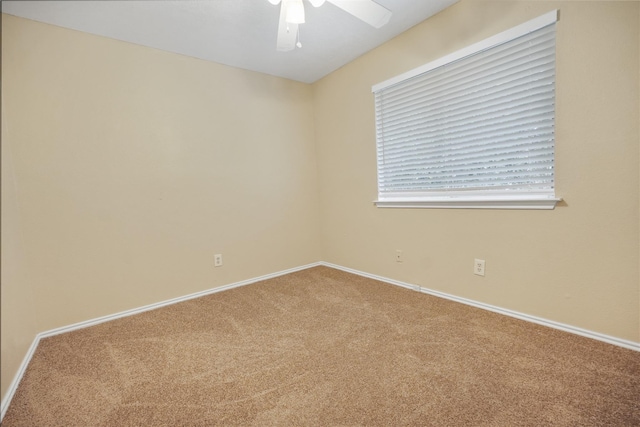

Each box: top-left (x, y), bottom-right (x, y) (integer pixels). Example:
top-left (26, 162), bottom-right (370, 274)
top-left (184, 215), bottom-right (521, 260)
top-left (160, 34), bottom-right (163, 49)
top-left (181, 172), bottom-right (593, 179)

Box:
top-left (314, 0), bottom-right (640, 341)
top-left (1, 14), bottom-right (321, 400)
top-left (314, 1), bottom-right (640, 342)
top-left (1, 106), bottom-right (40, 404)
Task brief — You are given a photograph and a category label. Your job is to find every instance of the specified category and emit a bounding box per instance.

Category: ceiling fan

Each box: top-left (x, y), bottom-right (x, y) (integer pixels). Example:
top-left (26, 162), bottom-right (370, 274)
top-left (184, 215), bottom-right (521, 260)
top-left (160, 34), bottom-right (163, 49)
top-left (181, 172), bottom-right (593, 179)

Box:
top-left (266, 0), bottom-right (392, 51)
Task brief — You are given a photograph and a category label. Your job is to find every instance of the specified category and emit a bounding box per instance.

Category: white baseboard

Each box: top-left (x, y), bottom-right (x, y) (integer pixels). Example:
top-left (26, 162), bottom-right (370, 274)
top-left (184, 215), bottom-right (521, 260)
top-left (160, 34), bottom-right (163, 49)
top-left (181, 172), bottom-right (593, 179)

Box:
top-left (38, 262), bottom-right (322, 339)
top-left (0, 262), bottom-right (321, 421)
top-left (321, 262), bottom-right (640, 352)
top-left (0, 336), bottom-right (41, 421)
top-left (3, 260), bottom-right (638, 421)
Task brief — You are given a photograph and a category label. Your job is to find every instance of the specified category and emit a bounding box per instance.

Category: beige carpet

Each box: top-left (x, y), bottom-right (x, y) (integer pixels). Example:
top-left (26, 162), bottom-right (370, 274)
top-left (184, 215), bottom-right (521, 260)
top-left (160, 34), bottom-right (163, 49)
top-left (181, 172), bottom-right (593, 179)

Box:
top-left (3, 266), bottom-right (640, 426)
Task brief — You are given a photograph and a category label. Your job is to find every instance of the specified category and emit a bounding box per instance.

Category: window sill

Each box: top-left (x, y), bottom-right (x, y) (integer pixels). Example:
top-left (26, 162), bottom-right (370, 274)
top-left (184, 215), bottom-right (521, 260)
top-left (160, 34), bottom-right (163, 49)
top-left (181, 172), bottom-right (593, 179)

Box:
top-left (374, 197), bottom-right (562, 210)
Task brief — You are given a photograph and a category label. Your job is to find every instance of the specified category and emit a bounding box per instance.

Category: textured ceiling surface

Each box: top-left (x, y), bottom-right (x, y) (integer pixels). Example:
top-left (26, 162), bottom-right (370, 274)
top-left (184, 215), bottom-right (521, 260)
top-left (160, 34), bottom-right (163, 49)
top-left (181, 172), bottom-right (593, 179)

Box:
top-left (3, 0), bottom-right (458, 83)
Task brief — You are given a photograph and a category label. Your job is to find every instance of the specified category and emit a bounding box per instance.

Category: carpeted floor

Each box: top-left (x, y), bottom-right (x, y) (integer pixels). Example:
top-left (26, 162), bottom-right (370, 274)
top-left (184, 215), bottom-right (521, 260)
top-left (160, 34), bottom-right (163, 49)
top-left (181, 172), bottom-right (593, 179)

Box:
top-left (3, 266), bottom-right (640, 426)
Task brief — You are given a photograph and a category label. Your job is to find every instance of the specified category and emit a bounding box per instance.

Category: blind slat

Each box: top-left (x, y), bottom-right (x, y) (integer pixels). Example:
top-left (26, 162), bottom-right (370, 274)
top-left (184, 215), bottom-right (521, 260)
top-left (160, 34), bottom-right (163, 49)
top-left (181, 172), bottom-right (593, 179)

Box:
top-left (374, 21), bottom-right (556, 198)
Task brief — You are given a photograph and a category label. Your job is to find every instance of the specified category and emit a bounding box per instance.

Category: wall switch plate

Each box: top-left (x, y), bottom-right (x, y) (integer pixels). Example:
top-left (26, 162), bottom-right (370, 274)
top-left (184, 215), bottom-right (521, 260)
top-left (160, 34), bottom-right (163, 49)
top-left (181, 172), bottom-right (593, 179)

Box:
top-left (396, 250), bottom-right (403, 263)
top-left (474, 259), bottom-right (485, 276)
top-left (214, 254), bottom-right (223, 267)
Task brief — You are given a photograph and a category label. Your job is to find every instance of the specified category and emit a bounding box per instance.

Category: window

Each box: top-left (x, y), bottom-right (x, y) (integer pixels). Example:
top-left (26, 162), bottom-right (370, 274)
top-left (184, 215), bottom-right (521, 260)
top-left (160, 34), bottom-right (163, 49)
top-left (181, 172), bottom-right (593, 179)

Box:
top-left (373, 11), bottom-right (560, 209)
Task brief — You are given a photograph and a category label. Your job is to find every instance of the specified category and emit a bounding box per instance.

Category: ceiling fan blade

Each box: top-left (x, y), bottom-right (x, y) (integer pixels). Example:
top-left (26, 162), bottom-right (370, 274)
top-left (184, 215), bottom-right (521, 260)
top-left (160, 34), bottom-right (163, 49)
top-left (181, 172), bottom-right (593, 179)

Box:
top-left (277, 1), bottom-right (298, 51)
top-left (326, 0), bottom-right (392, 28)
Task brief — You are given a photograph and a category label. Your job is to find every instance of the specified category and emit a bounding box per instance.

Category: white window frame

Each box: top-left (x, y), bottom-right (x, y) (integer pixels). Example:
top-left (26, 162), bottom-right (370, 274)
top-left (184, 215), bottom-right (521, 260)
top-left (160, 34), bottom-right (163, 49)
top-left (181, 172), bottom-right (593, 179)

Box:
top-left (372, 10), bottom-right (561, 210)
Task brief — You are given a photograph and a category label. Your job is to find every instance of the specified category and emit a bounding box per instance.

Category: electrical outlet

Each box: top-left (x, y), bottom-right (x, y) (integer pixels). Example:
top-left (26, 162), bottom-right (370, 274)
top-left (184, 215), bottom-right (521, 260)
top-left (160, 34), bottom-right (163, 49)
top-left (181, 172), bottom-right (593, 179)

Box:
top-left (474, 259), bottom-right (485, 276)
top-left (396, 250), bottom-right (403, 263)
top-left (214, 254), bottom-right (223, 267)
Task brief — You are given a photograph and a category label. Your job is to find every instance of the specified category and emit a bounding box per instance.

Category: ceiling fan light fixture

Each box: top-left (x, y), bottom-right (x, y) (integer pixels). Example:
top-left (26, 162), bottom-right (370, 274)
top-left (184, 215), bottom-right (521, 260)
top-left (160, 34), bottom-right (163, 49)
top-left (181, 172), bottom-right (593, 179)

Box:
top-left (276, 0), bottom-right (392, 52)
top-left (285, 0), bottom-right (305, 24)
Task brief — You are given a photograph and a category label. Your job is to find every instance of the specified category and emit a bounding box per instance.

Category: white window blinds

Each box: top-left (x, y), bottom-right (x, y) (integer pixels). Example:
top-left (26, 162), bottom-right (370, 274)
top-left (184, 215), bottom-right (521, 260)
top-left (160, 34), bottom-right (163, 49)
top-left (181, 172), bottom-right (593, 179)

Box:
top-left (373, 11), bottom-right (560, 209)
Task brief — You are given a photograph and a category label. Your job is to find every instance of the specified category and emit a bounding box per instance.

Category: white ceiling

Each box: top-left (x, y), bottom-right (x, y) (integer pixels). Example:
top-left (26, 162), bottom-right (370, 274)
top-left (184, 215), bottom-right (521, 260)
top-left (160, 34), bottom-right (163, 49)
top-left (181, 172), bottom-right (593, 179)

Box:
top-left (3, 0), bottom-right (458, 83)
